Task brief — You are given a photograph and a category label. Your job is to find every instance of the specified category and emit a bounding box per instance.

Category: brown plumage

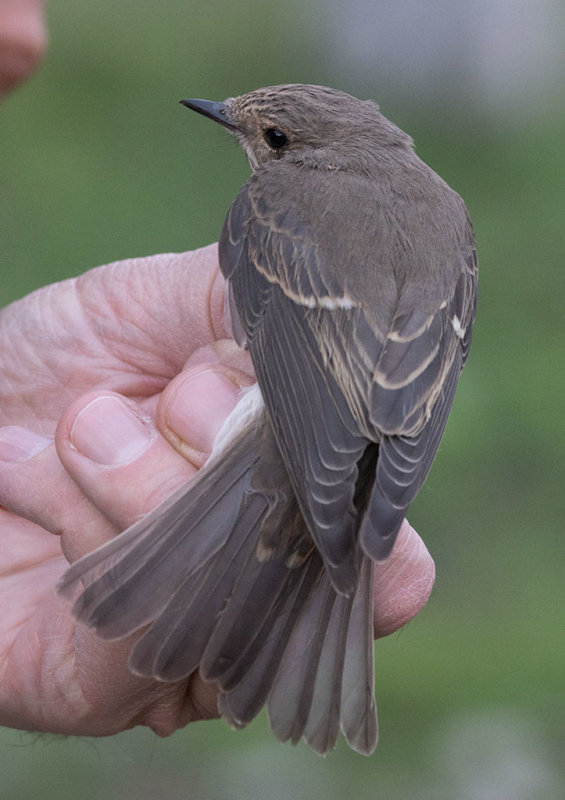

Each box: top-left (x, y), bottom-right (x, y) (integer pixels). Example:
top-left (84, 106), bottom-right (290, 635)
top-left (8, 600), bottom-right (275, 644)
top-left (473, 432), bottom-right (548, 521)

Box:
top-left (58, 84), bottom-right (477, 755)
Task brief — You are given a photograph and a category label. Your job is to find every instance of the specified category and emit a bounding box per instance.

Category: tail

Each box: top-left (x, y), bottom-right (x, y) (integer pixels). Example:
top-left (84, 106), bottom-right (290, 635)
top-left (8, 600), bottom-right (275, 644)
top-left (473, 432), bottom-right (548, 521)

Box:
top-left (58, 397), bottom-right (377, 756)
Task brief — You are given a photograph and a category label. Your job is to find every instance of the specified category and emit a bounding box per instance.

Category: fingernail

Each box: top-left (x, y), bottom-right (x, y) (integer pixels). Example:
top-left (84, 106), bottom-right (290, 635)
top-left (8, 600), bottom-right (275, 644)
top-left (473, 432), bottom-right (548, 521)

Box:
top-left (0, 426), bottom-right (52, 462)
top-left (166, 369), bottom-right (239, 455)
top-left (70, 396), bottom-right (154, 465)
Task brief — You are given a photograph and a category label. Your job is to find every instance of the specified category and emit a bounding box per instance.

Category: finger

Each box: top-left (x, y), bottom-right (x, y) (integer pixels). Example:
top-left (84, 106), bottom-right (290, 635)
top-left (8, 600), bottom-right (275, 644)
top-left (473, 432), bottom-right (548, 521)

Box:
top-left (0, 507), bottom-right (62, 574)
top-left (372, 519), bottom-right (436, 637)
top-left (0, 245), bottom-right (225, 431)
top-left (0, 426), bottom-right (116, 559)
top-left (74, 244), bottom-right (228, 377)
top-left (183, 339), bottom-right (254, 377)
top-left (156, 362), bottom-right (254, 468)
top-left (0, 1), bottom-right (47, 97)
top-left (55, 391), bottom-right (196, 542)
top-left (55, 365), bottom-right (245, 554)
top-left (0, 510), bottom-right (68, 644)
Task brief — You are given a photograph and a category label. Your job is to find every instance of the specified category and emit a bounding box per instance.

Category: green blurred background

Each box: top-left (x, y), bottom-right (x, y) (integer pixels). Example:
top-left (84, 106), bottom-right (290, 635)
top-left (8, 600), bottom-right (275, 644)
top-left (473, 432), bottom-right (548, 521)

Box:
top-left (2, 1), bottom-right (565, 797)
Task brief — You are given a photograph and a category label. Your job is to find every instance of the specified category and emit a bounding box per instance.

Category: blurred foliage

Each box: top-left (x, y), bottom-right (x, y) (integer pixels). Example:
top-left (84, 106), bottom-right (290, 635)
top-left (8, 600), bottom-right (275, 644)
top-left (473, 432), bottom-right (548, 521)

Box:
top-left (1, 1), bottom-right (564, 798)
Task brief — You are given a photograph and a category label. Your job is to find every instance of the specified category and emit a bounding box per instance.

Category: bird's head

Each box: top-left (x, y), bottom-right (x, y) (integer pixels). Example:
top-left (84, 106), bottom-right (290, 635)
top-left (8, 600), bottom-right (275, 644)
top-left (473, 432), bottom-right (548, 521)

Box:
top-left (181, 84), bottom-right (413, 172)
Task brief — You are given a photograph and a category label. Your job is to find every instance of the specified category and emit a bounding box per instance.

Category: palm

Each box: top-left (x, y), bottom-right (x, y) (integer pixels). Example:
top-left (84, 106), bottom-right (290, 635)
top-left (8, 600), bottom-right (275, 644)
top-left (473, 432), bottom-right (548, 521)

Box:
top-left (0, 512), bottom-right (71, 726)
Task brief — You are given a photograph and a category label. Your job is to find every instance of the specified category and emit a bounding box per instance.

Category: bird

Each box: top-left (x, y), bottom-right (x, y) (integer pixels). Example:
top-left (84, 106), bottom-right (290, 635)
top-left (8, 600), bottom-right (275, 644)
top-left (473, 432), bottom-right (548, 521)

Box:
top-left (58, 84), bottom-right (477, 756)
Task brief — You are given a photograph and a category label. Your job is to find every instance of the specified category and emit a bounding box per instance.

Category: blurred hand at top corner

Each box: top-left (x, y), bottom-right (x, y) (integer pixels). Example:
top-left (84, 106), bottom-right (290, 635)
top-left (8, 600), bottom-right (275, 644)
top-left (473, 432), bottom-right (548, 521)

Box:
top-left (0, 0), bottom-right (47, 99)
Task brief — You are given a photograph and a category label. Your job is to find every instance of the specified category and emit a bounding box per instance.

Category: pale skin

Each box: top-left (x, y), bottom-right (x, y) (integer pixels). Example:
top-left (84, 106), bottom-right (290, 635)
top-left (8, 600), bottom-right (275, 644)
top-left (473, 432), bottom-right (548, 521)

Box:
top-left (0, 3), bottom-right (435, 739)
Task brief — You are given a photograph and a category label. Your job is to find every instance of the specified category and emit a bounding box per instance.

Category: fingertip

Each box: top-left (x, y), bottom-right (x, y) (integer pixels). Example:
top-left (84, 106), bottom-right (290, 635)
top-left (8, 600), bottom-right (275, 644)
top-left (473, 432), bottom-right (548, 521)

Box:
top-left (56, 391), bottom-right (155, 466)
top-left (372, 519), bottom-right (436, 638)
top-left (156, 365), bottom-right (251, 468)
top-left (0, 0), bottom-right (48, 97)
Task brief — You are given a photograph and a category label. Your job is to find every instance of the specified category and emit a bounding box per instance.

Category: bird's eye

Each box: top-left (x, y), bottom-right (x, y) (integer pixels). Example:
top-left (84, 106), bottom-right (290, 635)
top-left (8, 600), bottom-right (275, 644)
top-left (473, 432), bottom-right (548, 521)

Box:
top-left (263, 128), bottom-right (289, 150)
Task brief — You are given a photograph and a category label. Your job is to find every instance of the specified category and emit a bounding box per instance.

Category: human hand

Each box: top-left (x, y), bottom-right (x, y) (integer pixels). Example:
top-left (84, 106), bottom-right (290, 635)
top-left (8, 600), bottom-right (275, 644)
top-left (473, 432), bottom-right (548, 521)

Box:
top-left (0, 245), bottom-right (435, 736)
top-left (0, 0), bottom-right (47, 98)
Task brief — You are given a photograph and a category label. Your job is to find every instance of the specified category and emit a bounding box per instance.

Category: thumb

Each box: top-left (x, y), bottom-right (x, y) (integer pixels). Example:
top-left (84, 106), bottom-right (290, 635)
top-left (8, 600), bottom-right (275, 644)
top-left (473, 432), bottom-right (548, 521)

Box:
top-left (156, 362), bottom-right (255, 469)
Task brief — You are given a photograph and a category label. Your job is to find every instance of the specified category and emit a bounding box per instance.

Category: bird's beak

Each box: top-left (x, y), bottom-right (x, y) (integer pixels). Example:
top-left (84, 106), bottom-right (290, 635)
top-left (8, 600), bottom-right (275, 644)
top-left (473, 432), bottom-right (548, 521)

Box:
top-left (179, 98), bottom-right (236, 131)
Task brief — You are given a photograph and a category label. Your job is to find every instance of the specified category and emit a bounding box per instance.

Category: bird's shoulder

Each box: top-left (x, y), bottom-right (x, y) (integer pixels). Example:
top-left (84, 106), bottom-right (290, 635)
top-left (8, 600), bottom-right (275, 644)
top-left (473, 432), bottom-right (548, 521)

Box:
top-left (222, 155), bottom-right (474, 327)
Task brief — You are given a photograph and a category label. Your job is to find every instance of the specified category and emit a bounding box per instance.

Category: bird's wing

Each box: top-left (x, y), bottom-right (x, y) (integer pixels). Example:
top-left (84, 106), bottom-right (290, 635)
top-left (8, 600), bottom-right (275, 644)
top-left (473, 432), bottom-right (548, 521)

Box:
top-left (221, 178), bottom-right (372, 594)
top-left (220, 167), bottom-right (477, 577)
top-left (361, 245), bottom-right (477, 559)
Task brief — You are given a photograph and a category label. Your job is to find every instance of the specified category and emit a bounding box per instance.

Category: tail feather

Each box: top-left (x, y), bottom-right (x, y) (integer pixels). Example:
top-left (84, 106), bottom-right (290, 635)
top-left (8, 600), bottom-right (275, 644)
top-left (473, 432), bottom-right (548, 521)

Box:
top-left (57, 415), bottom-right (379, 755)
top-left (216, 552), bottom-right (377, 755)
top-left (57, 429), bottom-right (262, 638)
top-left (214, 553), bottom-right (325, 727)
top-left (301, 588), bottom-right (352, 754)
top-left (266, 572), bottom-right (337, 747)
top-left (208, 553), bottom-right (321, 692)
top-left (129, 495), bottom-right (266, 681)
top-left (200, 548), bottom-right (301, 684)
top-left (340, 557), bottom-right (378, 754)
